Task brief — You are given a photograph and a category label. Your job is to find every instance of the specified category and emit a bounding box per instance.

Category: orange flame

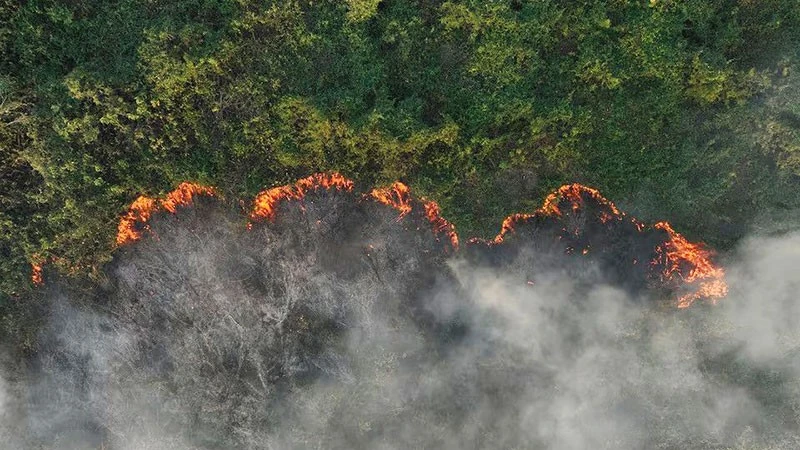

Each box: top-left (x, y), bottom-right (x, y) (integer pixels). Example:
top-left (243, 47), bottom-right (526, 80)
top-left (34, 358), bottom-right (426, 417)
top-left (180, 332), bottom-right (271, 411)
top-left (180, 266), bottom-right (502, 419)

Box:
top-left (161, 182), bottom-right (217, 213)
top-left (541, 183), bottom-right (622, 223)
top-left (491, 184), bottom-right (623, 244)
top-left (29, 254), bottom-right (89, 286)
top-left (492, 213), bottom-right (534, 244)
top-left (249, 175), bottom-right (457, 249)
top-left (490, 183), bottom-right (728, 307)
top-left (31, 261), bottom-right (44, 286)
top-left (423, 200), bottom-right (460, 249)
top-left (116, 196), bottom-right (158, 246)
top-left (370, 182), bottom-right (459, 249)
top-left (652, 222), bottom-right (728, 308)
top-left (369, 182), bottom-right (413, 219)
top-left (116, 182), bottom-right (216, 246)
top-left (250, 173), bottom-right (354, 223)
top-left (105, 178), bottom-right (725, 308)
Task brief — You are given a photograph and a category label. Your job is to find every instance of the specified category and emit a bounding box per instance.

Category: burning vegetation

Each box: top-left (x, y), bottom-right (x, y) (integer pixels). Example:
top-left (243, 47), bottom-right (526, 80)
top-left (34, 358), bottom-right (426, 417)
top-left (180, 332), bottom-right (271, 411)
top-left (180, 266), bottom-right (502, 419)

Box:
top-left (30, 259), bottom-right (43, 286)
top-left (653, 222), bottom-right (729, 308)
top-left (368, 182), bottom-right (459, 251)
top-left (28, 174), bottom-right (727, 308)
top-left (247, 176), bottom-right (459, 252)
top-left (249, 173), bottom-right (354, 223)
top-left (115, 182), bottom-right (217, 246)
top-left (468, 182), bottom-right (727, 306)
top-left (369, 182), bottom-right (414, 218)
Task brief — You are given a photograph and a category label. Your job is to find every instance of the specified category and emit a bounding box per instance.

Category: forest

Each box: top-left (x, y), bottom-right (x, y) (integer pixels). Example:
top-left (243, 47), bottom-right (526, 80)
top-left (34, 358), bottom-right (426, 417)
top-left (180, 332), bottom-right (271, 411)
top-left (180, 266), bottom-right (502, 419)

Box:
top-left (2, 1), bottom-right (800, 448)
top-left (2, 0), bottom-right (800, 348)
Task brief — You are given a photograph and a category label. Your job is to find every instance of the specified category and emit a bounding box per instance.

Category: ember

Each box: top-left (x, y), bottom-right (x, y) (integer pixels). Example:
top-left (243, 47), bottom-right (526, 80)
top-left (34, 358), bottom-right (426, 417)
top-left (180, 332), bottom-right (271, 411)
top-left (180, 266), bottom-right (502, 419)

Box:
top-left (31, 261), bottom-right (43, 286)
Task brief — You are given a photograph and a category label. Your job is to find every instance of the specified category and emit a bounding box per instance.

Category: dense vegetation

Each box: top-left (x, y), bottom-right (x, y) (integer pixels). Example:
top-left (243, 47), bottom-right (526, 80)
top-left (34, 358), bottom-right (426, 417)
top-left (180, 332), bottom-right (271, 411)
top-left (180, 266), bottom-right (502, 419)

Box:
top-left (1, 0), bottom-right (800, 338)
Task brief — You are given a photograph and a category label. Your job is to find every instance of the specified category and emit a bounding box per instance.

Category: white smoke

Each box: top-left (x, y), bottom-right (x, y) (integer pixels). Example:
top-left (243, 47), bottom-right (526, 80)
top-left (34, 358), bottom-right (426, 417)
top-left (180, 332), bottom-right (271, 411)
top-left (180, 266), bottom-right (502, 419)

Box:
top-left (0, 352), bottom-right (26, 449)
top-left (722, 232), bottom-right (800, 364)
top-left (439, 232), bottom-right (800, 449)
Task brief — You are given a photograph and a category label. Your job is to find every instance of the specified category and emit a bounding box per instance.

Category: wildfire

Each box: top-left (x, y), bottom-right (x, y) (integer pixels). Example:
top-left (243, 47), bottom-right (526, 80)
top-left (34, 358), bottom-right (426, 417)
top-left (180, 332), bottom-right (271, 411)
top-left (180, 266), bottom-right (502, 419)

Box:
top-left (58, 176), bottom-right (728, 308)
top-left (540, 183), bottom-right (622, 223)
top-left (486, 183), bottom-right (728, 307)
top-left (116, 196), bottom-right (157, 246)
top-left (369, 182), bottom-right (413, 219)
top-left (369, 182), bottom-right (459, 250)
top-left (423, 200), bottom-right (460, 249)
top-left (492, 213), bottom-right (534, 244)
top-left (489, 184), bottom-right (624, 244)
top-left (31, 260), bottom-right (44, 286)
top-left (116, 182), bottom-right (216, 246)
top-left (652, 222), bottom-right (728, 308)
top-left (250, 173), bottom-right (354, 223)
top-left (161, 182), bottom-right (217, 213)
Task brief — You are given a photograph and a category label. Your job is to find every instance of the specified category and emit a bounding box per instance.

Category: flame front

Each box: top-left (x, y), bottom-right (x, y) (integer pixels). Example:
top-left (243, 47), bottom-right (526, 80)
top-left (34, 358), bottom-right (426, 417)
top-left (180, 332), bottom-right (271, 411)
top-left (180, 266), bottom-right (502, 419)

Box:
top-left (116, 182), bottom-right (216, 246)
top-left (491, 184), bottom-right (623, 244)
top-left (652, 222), bottom-right (728, 308)
top-left (31, 260), bottom-right (44, 286)
top-left (541, 183), bottom-right (622, 223)
top-left (250, 173), bottom-right (354, 223)
top-left (489, 183), bottom-right (728, 307)
top-left (423, 200), bottom-right (459, 249)
top-left (161, 182), bottom-right (217, 213)
top-left (370, 182), bottom-right (459, 250)
top-left (492, 213), bottom-right (534, 244)
top-left (369, 182), bottom-right (413, 219)
top-left (249, 175), bottom-right (458, 248)
top-left (88, 178), bottom-right (729, 308)
top-left (116, 196), bottom-right (158, 246)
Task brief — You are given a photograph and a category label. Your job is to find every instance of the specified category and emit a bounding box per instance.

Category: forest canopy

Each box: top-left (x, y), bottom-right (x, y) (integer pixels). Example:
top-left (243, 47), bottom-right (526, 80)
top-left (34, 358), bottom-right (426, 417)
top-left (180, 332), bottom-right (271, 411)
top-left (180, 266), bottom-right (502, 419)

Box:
top-left (1, 0), bottom-right (800, 318)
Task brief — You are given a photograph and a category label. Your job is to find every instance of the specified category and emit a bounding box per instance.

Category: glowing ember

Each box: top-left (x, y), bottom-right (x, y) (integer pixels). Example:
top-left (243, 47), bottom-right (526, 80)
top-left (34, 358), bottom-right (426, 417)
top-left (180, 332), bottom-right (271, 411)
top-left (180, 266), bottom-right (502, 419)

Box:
top-left (116, 182), bottom-right (216, 246)
top-left (31, 259), bottom-right (44, 286)
top-left (652, 222), bottom-right (728, 308)
top-left (250, 173), bottom-right (354, 223)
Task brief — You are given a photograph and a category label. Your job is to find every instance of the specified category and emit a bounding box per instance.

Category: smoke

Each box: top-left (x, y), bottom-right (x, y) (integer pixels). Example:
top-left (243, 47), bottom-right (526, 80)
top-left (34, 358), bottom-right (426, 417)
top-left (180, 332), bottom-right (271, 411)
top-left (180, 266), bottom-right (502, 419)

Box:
top-left (722, 233), bottom-right (800, 364)
top-left (7, 187), bottom-right (800, 449)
